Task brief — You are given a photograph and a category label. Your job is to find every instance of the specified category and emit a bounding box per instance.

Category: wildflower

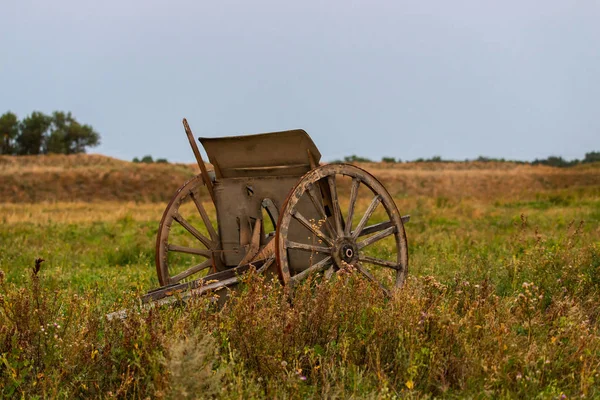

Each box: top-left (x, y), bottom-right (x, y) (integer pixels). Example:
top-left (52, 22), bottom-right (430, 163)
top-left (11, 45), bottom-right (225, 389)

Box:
top-left (516, 373), bottom-right (522, 380)
top-left (296, 369), bottom-right (307, 381)
top-left (281, 360), bottom-right (287, 368)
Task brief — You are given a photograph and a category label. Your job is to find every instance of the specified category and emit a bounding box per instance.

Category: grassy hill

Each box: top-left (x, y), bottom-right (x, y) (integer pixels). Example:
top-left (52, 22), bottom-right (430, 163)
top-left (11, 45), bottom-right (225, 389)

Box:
top-left (0, 154), bottom-right (199, 202)
top-left (1, 154), bottom-right (599, 203)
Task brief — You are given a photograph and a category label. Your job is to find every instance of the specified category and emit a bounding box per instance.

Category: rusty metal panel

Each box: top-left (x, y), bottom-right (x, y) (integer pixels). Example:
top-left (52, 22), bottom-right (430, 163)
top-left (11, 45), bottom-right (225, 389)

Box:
top-left (212, 176), bottom-right (312, 265)
top-left (199, 130), bottom-right (321, 179)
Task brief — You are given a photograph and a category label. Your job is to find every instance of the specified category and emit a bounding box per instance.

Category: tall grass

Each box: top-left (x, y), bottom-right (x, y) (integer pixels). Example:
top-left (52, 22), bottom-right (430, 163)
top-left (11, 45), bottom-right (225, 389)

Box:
top-left (0, 158), bottom-right (599, 397)
top-left (1, 205), bottom-right (599, 397)
top-left (1, 225), bottom-right (599, 398)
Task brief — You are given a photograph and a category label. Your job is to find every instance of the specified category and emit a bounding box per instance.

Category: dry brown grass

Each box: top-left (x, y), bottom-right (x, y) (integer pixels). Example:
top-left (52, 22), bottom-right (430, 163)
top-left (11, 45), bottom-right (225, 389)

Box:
top-left (0, 202), bottom-right (165, 224)
top-left (0, 154), bottom-right (200, 203)
top-left (368, 165), bottom-right (600, 200)
top-left (1, 154), bottom-right (599, 203)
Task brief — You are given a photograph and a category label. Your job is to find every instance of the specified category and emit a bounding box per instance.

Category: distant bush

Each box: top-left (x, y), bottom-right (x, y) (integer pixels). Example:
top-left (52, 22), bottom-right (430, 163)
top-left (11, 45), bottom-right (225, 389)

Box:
top-left (476, 156), bottom-right (505, 163)
top-left (413, 155), bottom-right (453, 163)
top-left (132, 156), bottom-right (168, 164)
top-left (532, 156), bottom-right (578, 168)
top-left (343, 154), bottom-right (373, 163)
top-left (381, 157), bottom-right (397, 163)
top-left (583, 151), bottom-right (600, 163)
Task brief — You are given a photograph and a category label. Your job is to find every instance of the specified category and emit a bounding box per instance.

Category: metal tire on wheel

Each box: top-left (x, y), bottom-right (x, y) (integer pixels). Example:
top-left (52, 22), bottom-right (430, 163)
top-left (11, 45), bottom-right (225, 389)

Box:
top-left (155, 175), bottom-right (222, 286)
top-left (275, 164), bottom-right (408, 295)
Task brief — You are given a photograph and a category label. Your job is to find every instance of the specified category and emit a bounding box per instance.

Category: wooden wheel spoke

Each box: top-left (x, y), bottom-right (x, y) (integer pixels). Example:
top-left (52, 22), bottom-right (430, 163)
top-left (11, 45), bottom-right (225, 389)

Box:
top-left (357, 225), bottom-right (396, 249)
top-left (190, 192), bottom-right (219, 242)
top-left (173, 212), bottom-right (213, 248)
top-left (170, 259), bottom-right (212, 283)
top-left (167, 244), bottom-right (211, 258)
top-left (354, 221), bottom-right (394, 238)
top-left (354, 262), bottom-right (390, 297)
top-left (289, 256), bottom-right (333, 284)
top-left (286, 240), bottom-right (331, 254)
top-left (275, 163), bottom-right (408, 291)
top-left (306, 183), bottom-right (337, 238)
top-left (345, 178), bottom-right (360, 236)
top-left (291, 209), bottom-right (333, 246)
top-left (327, 175), bottom-right (344, 237)
top-left (352, 195), bottom-right (382, 239)
top-left (358, 254), bottom-right (400, 270)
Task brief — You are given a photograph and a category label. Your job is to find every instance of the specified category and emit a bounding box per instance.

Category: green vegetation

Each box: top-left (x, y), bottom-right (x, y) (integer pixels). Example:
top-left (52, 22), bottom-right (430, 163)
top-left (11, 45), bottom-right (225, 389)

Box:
top-left (332, 155), bottom-right (374, 163)
top-left (334, 152), bottom-right (600, 166)
top-left (0, 160), bottom-right (599, 398)
top-left (531, 152), bottom-right (600, 168)
top-left (133, 155), bottom-right (169, 164)
top-left (413, 155), bottom-right (444, 163)
top-left (409, 152), bottom-right (600, 166)
top-left (0, 111), bottom-right (100, 155)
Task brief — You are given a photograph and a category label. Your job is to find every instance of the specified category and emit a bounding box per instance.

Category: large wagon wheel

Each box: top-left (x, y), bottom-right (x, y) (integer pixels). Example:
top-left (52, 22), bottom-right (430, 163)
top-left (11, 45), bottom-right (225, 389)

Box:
top-left (275, 164), bottom-right (408, 295)
top-left (156, 174), bottom-right (221, 286)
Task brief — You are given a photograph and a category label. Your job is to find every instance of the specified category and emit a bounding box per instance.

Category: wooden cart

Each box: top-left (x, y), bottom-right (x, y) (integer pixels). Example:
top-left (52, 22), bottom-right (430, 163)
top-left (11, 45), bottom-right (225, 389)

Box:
top-left (143, 119), bottom-right (409, 303)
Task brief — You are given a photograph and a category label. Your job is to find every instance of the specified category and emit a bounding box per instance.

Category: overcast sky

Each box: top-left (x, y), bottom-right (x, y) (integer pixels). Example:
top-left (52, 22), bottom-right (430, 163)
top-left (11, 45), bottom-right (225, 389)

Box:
top-left (1, 0), bottom-right (598, 162)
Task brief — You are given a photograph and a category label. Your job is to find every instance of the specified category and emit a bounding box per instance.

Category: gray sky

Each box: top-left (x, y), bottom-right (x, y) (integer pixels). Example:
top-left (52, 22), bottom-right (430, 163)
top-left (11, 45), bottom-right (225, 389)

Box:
top-left (1, 0), bottom-right (598, 162)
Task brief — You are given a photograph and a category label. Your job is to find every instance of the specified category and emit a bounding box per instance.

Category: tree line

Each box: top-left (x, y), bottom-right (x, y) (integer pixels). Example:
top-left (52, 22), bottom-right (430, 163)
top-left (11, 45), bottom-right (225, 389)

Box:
top-left (0, 111), bottom-right (100, 155)
top-left (336, 152), bottom-right (600, 167)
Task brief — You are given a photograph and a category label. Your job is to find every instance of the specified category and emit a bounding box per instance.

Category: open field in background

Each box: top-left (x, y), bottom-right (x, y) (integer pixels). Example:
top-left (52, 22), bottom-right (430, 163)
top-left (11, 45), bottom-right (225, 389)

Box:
top-left (1, 155), bottom-right (600, 398)
top-left (2, 154), bottom-right (600, 202)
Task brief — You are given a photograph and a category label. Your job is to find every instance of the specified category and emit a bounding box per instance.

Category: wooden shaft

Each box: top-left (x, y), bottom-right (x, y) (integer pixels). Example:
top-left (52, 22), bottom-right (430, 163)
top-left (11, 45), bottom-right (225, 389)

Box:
top-left (182, 118), bottom-right (216, 204)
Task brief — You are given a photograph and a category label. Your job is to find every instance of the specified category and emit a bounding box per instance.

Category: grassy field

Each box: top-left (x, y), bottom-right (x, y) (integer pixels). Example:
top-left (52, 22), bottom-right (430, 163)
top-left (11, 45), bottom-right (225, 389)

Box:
top-left (1, 156), bottom-right (600, 398)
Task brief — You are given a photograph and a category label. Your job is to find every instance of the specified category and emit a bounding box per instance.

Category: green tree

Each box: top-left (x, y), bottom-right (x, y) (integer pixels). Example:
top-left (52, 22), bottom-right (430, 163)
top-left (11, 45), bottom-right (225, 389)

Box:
top-left (141, 155), bottom-right (154, 163)
top-left (0, 112), bottom-right (19, 155)
top-left (17, 112), bottom-right (52, 155)
top-left (583, 151), bottom-right (600, 164)
top-left (67, 122), bottom-right (100, 154)
top-left (47, 111), bottom-right (100, 154)
top-left (44, 112), bottom-right (68, 154)
top-left (44, 130), bottom-right (67, 154)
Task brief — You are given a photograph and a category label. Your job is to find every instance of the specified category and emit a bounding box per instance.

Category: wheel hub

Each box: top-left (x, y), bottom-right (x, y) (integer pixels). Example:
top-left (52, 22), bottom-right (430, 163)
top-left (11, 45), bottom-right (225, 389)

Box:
top-left (342, 245), bottom-right (354, 261)
top-left (332, 237), bottom-right (358, 267)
